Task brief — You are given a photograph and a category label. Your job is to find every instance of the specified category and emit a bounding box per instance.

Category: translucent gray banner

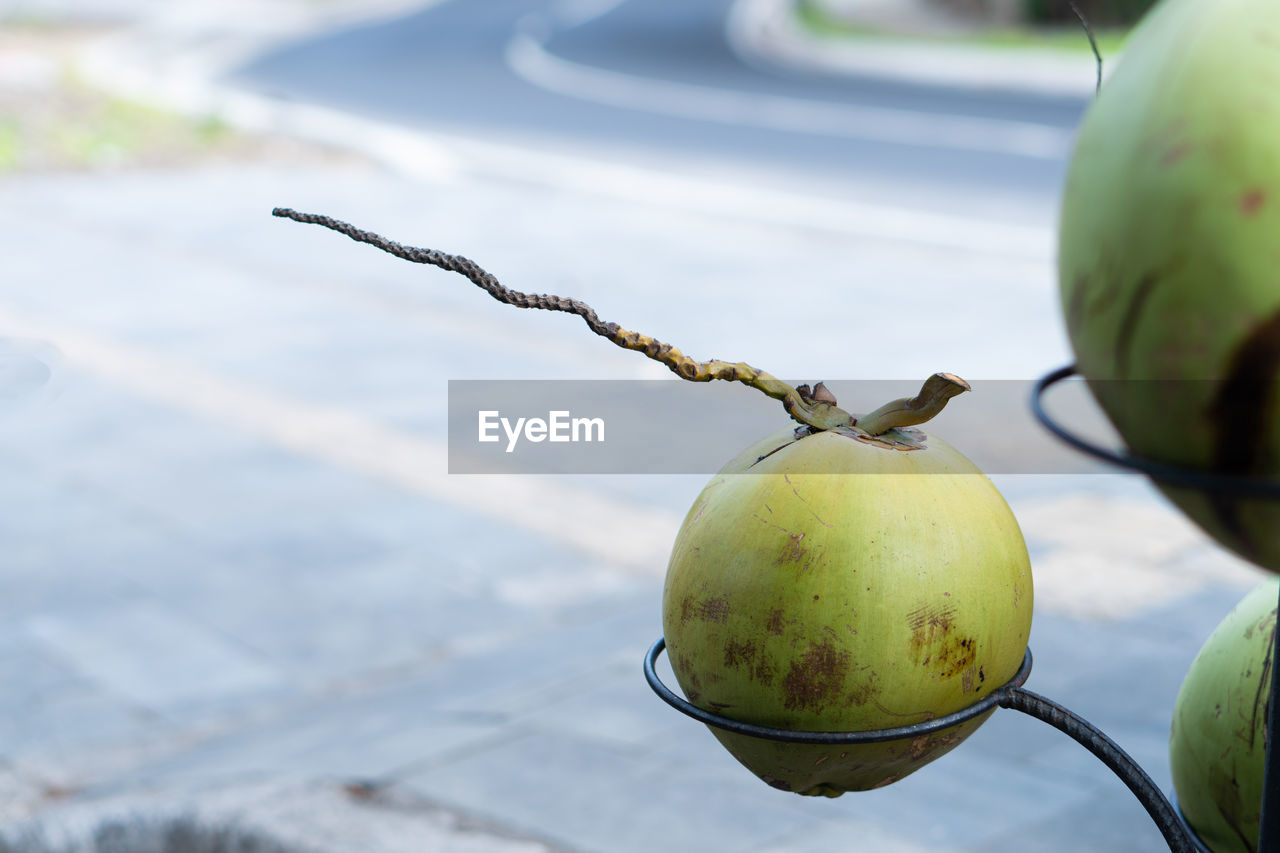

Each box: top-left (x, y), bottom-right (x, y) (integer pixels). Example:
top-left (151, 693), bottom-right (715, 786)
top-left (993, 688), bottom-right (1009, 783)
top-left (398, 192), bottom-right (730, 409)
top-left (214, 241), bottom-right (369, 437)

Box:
top-left (447, 378), bottom-right (1131, 474)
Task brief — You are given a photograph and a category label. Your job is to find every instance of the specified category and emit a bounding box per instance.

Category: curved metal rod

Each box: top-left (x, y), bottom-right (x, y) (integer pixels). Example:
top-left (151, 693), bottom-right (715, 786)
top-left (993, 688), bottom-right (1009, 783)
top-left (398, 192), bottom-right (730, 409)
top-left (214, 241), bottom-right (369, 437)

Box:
top-left (999, 687), bottom-right (1198, 852)
top-left (644, 637), bottom-right (1031, 745)
top-left (1031, 365), bottom-right (1280, 498)
top-left (647, 637), bottom-right (1204, 849)
top-left (1174, 803), bottom-right (1215, 853)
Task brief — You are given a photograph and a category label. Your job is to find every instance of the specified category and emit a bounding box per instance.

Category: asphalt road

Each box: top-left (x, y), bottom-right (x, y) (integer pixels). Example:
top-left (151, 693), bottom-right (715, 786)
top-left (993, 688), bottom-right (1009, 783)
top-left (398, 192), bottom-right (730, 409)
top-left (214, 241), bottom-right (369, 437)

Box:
top-left (228, 0), bottom-right (1090, 223)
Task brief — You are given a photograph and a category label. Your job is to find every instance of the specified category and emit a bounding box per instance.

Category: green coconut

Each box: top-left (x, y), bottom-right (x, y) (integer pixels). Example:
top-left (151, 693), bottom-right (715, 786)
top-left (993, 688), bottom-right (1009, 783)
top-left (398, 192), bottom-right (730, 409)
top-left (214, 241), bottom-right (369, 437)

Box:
top-left (661, 423), bottom-right (1033, 795)
top-left (1058, 0), bottom-right (1280, 570)
top-left (272, 209), bottom-right (1035, 796)
top-left (1171, 578), bottom-right (1278, 852)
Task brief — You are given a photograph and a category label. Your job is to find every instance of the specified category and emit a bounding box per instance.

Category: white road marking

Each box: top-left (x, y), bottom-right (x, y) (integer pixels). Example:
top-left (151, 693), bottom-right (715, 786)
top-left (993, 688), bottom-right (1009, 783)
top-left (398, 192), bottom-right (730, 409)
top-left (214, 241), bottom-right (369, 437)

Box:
top-left (366, 119), bottom-right (1056, 259)
top-left (505, 10), bottom-right (1074, 160)
top-left (86, 55), bottom-right (1057, 260)
top-left (81, 0), bottom-right (1056, 259)
top-left (0, 306), bottom-right (682, 574)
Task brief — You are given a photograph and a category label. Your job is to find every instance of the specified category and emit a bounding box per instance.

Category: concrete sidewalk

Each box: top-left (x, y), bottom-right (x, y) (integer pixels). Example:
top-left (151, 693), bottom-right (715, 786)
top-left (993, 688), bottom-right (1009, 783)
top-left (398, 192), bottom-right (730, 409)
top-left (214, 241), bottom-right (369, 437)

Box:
top-left (1, 160), bottom-right (1267, 853)
top-left (0, 2), bottom-right (1267, 851)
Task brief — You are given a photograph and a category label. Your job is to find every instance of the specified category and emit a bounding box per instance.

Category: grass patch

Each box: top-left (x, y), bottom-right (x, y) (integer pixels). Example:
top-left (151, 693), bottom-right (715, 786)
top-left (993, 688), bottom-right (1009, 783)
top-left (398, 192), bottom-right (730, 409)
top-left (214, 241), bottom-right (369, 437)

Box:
top-left (0, 119), bottom-right (20, 170)
top-left (0, 24), bottom-right (363, 174)
top-left (0, 27), bottom-right (307, 174)
top-left (794, 0), bottom-right (1130, 56)
top-left (1, 65), bottom-right (241, 173)
top-left (47, 78), bottom-right (233, 169)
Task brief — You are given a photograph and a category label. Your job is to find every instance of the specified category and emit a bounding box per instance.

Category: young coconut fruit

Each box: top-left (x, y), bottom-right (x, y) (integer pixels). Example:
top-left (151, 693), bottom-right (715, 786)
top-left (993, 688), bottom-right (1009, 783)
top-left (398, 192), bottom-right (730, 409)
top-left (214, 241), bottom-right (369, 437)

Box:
top-left (663, 378), bottom-right (1033, 796)
top-left (1058, 0), bottom-right (1280, 570)
top-left (271, 208), bottom-right (1034, 796)
top-left (1170, 578), bottom-right (1278, 853)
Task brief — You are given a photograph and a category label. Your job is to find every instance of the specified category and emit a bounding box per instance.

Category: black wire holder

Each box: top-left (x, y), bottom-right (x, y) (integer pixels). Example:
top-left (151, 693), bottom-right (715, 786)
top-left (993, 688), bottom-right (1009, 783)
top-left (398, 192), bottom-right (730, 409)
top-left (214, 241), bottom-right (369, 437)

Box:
top-left (642, 364), bottom-right (1280, 852)
top-left (646, 640), bottom-right (1201, 852)
top-left (1033, 364), bottom-right (1280, 852)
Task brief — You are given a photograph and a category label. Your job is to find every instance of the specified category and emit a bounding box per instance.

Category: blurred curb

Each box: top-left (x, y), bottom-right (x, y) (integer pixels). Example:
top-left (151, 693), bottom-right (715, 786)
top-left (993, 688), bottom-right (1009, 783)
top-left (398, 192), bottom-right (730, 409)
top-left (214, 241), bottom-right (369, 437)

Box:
top-left (727, 0), bottom-right (1111, 99)
top-left (69, 4), bottom-right (1060, 255)
top-left (74, 1), bottom-right (465, 181)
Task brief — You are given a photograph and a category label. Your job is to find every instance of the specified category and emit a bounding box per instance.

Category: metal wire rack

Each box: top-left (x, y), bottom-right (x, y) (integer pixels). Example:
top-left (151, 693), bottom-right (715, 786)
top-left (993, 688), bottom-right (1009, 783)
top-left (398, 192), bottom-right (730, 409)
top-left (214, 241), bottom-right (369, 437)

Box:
top-left (641, 364), bottom-right (1278, 852)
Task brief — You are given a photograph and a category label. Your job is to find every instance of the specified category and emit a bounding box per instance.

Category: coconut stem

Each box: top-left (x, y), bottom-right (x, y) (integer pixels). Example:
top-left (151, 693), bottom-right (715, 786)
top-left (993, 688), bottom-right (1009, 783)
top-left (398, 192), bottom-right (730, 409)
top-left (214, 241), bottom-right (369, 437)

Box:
top-left (856, 373), bottom-right (971, 436)
top-left (271, 208), bottom-right (965, 434)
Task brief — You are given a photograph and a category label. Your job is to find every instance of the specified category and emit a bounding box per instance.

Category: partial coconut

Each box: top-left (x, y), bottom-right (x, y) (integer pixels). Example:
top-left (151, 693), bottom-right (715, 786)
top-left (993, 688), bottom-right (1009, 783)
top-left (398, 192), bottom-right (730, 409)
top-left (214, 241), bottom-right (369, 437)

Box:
top-left (272, 209), bottom-right (1035, 797)
top-left (663, 421), bottom-right (1033, 795)
top-left (1170, 578), bottom-right (1278, 853)
top-left (1058, 0), bottom-right (1280, 570)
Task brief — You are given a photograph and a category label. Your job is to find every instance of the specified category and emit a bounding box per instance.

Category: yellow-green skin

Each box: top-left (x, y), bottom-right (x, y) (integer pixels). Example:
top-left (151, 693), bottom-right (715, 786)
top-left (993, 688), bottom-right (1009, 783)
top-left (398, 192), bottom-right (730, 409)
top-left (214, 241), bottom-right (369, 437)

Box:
top-left (1171, 578), bottom-right (1278, 853)
top-left (1059, 0), bottom-right (1280, 570)
top-left (661, 426), bottom-right (1033, 796)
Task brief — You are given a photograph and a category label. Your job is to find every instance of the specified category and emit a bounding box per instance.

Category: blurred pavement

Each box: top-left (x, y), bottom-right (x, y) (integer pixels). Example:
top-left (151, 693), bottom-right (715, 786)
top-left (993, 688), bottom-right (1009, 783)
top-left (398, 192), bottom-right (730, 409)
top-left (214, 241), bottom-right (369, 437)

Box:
top-left (0, 1), bottom-right (1269, 851)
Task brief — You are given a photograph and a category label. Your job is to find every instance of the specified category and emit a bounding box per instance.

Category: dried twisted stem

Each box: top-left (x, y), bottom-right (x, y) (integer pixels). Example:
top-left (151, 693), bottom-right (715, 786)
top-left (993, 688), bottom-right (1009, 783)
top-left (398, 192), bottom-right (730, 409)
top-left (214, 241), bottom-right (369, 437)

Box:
top-left (273, 209), bottom-right (622, 337)
top-left (272, 208), bottom-right (965, 434)
top-left (272, 207), bottom-right (855, 430)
